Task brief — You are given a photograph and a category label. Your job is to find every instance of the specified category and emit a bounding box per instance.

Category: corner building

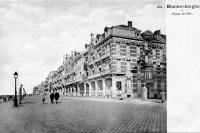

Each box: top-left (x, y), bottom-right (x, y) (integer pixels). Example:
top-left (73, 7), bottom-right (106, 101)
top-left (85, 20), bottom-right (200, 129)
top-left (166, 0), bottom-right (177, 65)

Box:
top-left (83, 21), bottom-right (166, 98)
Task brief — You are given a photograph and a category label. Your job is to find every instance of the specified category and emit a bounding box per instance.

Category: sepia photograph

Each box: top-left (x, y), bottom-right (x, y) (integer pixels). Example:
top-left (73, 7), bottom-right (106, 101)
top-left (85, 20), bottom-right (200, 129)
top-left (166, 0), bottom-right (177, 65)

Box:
top-left (0, 0), bottom-right (167, 132)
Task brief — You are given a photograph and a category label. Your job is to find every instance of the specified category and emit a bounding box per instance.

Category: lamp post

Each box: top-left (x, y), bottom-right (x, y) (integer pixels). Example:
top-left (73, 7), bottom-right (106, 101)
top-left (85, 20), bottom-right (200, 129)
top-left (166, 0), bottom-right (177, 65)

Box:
top-left (14, 72), bottom-right (18, 107)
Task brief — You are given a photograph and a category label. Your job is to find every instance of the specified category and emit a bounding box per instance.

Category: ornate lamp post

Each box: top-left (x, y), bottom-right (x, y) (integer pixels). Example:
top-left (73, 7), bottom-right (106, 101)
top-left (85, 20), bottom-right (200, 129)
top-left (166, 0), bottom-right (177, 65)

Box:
top-left (13, 72), bottom-right (18, 107)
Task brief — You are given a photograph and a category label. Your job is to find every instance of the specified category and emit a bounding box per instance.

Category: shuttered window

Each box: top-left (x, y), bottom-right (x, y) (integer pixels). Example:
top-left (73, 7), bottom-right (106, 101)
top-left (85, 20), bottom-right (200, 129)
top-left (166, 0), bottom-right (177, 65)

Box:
top-left (130, 46), bottom-right (137, 57)
top-left (111, 61), bottom-right (116, 72)
top-left (111, 44), bottom-right (116, 55)
top-left (121, 62), bottom-right (126, 73)
top-left (120, 44), bottom-right (126, 56)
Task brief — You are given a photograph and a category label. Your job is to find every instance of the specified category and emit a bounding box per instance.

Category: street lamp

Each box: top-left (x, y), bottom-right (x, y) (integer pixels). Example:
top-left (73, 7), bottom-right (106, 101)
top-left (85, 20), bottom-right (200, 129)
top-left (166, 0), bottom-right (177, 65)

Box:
top-left (13, 72), bottom-right (18, 107)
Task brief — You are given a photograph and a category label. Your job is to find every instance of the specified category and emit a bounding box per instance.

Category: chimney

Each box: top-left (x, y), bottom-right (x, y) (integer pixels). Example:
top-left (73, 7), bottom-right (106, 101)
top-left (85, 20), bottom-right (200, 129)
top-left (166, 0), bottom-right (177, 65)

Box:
top-left (128, 21), bottom-right (132, 27)
top-left (157, 30), bottom-right (161, 35)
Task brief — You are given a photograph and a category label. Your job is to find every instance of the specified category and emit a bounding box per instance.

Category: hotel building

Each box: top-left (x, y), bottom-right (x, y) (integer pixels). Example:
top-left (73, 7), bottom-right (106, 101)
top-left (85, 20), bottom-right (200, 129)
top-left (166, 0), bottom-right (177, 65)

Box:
top-left (35, 21), bottom-right (166, 99)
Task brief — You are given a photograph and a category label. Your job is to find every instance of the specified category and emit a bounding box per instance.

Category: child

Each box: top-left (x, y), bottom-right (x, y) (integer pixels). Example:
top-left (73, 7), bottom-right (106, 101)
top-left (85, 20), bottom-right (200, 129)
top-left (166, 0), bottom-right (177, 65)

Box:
top-left (42, 93), bottom-right (46, 104)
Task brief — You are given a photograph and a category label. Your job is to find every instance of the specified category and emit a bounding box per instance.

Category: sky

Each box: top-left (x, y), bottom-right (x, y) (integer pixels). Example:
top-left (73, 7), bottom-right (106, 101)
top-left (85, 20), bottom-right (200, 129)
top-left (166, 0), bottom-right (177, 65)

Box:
top-left (0, 0), bottom-right (165, 95)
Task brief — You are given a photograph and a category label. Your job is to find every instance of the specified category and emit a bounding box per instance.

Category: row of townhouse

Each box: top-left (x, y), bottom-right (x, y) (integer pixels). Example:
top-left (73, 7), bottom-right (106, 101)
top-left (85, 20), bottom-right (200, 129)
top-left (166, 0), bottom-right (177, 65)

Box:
top-left (35, 21), bottom-right (166, 99)
top-left (33, 80), bottom-right (48, 95)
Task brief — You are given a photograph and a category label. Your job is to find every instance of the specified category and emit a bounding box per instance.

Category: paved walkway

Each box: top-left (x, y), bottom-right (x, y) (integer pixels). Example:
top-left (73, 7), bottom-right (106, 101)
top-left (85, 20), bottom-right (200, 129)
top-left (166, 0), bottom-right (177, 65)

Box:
top-left (0, 95), bottom-right (166, 133)
top-left (64, 95), bottom-right (164, 104)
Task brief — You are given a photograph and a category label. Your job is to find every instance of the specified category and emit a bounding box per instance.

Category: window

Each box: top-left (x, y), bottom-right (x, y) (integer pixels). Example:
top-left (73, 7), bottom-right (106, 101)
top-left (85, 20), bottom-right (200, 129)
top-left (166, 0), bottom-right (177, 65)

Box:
top-left (122, 58), bottom-right (126, 61)
top-left (132, 80), bottom-right (138, 91)
top-left (111, 44), bottom-right (117, 55)
top-left (111, 52), bottom-right (116, 55)
top-left (157, 80), bottom-right (161, 90)
top-left (120, 45), bottom-right (126, 48)
top-left (112, 44), bottom-right (116, 47)
top-left (130, 62), bottom-right (136, 69)
top-left (121, 62), bottom-right (126, 73)
top-left (130, 54), bottom-right (137, 57)
top-left (131, 59), bottom-right (136, 62)
top-left (130, 46), bottom-right (136, 49)
top-left (111, 61), bottom-right (117, 72)
top-left (121, 49), bottom-right (126, 52)
top-left (120, 53), bottom-right (126, 56)
top-left (130, 49), bottom-right (137, 53)
top-left (120, 44), bottom-right (126, 56)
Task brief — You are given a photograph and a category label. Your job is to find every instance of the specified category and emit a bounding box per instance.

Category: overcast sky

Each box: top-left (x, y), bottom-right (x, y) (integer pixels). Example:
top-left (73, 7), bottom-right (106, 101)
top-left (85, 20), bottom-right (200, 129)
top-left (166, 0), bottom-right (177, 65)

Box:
top-left (0, 0), bottom-right (165, 95)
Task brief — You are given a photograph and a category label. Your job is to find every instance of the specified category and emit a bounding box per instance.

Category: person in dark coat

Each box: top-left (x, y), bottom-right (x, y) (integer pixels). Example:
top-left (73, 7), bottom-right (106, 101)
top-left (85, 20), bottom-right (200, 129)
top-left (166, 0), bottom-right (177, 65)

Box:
top-left (54, 90), bottom-right (60, 104)
top-left (50, 91), bottom-right (55, 104)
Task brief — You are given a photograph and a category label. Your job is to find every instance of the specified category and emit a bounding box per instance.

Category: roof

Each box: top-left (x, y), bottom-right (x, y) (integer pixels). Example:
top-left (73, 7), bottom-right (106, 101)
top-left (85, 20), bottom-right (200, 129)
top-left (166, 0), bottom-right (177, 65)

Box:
top-left (141, 30), bottom-right (166, 44)
top-left (141, 30), bottom-right (153, 38)
top-left (112, 24), bottom-right (139, 31)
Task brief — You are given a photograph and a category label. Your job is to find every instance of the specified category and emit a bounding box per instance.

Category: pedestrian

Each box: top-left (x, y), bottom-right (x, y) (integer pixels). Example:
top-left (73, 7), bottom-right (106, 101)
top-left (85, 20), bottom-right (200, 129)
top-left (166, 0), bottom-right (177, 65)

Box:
top-left (42, 93), bottom-right (46, 104)
top-left (50, 91), bottom-right (55, 104)
top-left (54, 90), bottom-right (60, 104)
top-left (142, 84), bottom-right (148, 100)
top-left (161, 92), bottom-right (165, 103)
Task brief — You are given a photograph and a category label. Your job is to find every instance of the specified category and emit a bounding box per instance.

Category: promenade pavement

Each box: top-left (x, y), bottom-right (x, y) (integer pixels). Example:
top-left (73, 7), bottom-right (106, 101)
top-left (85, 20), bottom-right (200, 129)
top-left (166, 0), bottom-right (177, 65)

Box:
top-left (0, 95), bottom-right (166, 133)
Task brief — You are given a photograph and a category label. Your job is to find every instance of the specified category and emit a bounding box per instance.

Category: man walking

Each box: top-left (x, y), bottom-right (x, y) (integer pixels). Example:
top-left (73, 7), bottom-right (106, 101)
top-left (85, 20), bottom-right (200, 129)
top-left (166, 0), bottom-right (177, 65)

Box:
top-left (55, 90), bottom-right (60, 104)
top-left (50, 90), bottom-right (55, 104)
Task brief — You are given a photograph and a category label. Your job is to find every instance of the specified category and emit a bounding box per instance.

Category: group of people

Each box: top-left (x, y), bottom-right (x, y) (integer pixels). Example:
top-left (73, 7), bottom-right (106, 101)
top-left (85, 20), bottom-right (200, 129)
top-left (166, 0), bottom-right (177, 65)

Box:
top-left (42, 89), bottom-right (60, 104)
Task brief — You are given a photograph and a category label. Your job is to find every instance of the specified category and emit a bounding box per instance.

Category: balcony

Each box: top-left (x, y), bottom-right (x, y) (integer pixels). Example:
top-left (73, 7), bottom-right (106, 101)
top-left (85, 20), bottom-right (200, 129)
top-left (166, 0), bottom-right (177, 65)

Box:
top-left (87, 72), bottom-right (101, 79)
top-left (100, 69), bottom-right (111, 76)
top-left (87, 69), bottom-right (111, 79)
top-left (94, 52), bottom-right (110, 63)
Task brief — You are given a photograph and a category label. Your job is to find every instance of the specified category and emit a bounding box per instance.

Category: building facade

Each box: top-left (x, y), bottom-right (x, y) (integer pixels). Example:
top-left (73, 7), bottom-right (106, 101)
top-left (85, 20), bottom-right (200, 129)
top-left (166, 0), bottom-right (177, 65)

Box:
top-left (82, 21), bottom-right (166, 98)
top-left (63, 51), bottom-right (85, 96)
top-left (34, 21), bottom-right (166, 99)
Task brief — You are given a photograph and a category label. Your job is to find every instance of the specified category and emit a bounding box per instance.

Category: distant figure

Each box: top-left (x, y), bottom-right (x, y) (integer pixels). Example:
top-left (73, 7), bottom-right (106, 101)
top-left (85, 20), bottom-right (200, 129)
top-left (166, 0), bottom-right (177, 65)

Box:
top-left (50, 91), bottom-right (55, 104)
top-left (54, 90), bottom-right (60, 104)
top-left (42, 93), bottom-right (46, 104)
top-left (142, 85), bottom-right (148, 100)
top-left (161, 92), bottom-right (166, 103)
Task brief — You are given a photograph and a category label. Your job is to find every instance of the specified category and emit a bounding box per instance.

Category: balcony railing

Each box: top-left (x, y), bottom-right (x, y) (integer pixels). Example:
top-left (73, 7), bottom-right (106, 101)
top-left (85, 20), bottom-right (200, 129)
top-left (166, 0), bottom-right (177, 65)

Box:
top-left (94, 52), bottom-right (110, 63)
top-left (87, 72), bottom-right (101, 79)
top-left (87, 69), bottom-right (111, 79)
